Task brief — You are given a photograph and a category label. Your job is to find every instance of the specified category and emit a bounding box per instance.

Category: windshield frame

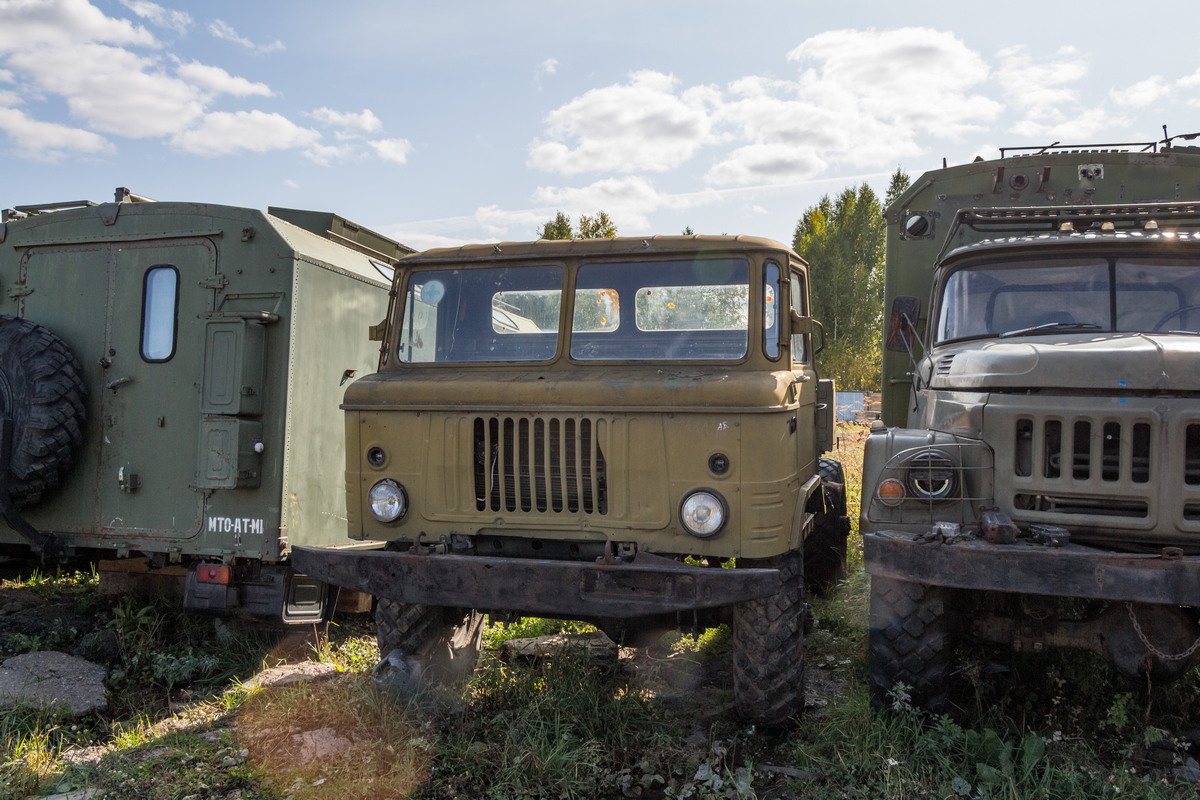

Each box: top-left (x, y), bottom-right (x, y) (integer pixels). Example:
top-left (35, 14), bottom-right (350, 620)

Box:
top-left (933, 253), bottom-right (1200, 344)
top-left (392, 255), bottom-right (773, 366)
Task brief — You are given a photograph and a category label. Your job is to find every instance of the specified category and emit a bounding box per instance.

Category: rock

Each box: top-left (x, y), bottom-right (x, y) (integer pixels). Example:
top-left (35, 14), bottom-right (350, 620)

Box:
top-left (240, 661), bottom-right (340, 690)
top-left (292, 727), bottom-right (353, 765)
top-left (73, 628), bottom-right (122, 665)
top-left (38, 789), bottom-right (103, 800)
top-left (0, 650), bottom-right (107, 716)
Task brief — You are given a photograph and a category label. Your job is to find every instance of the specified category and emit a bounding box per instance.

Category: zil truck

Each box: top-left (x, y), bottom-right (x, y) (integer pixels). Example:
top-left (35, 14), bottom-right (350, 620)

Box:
top-left (293, 235), bottom-right (849, 725)
top-left (862, 136), bottom-right (1200, 711)
top-left (0, 189), bottom-right (410, 623)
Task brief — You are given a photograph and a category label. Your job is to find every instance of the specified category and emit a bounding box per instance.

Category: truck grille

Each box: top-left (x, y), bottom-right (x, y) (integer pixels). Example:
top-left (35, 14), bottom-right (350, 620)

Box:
top-left (1011, 415), bottom-right (1152, 518)
top-left (473, 415), bottom-right (608, 515)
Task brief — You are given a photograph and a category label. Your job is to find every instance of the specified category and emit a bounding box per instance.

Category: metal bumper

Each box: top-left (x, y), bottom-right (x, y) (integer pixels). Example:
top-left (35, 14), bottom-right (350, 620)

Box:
top-left (864, 531), bottom-right (1200, 605)
top-left (291, 546), bottom-right (781, 619)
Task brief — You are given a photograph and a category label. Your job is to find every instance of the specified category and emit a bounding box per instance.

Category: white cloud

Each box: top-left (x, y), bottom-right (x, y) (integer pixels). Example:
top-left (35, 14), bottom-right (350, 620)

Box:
top-left (535, 57), bottom-right (557, 90)
top-left (527, 29), bottom-right (1001, 189)
top-left (0, 105), bottom-right (112, 160)
top-left (312, 107), bottom-right (383, 134)
top-left (1110, 76), bottom-right (1171, 109)
top-left (529, 70), bottom-right (721, 175)
top-left (118, 0), bottom-right (190, 34)
top-left (175, 62), bottom-right (272, 98)
top-left (7, 42), bottom-right (206, 136)
top-left (0, 0), bottom-right (157, 52)
top-left (209, 19), bottom-right (283, 54)
top-left (993, 45), bottom-right (1101, 138)
top-left (370, 138), bottom-right (413, 165)
top-left (170, 110), bottom-right (319, 156)
top-left (532, 175), bottom-right (691, 230)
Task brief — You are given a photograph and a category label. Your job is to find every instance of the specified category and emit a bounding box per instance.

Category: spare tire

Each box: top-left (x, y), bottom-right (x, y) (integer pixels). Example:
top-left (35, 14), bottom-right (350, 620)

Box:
top-left (0, 316), bottom-right (86, 507)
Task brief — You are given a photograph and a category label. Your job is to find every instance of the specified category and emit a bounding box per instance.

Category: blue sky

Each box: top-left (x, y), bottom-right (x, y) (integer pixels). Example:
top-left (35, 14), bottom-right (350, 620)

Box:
top-left (3, 0), bottom-right (1199, 250)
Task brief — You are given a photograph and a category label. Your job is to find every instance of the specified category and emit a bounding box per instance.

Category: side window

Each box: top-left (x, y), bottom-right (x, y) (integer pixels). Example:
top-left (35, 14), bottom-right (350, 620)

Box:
top-left (764, 262), bottom-right (781, 359)
top-left (790, 270), bottom-right (808, 364)
top-left (141, 265), bottom-right (179, 362)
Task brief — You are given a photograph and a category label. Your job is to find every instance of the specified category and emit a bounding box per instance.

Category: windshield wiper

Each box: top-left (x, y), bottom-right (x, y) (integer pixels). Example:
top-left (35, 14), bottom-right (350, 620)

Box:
top-left (999, 321), bottom-right (1102, 339)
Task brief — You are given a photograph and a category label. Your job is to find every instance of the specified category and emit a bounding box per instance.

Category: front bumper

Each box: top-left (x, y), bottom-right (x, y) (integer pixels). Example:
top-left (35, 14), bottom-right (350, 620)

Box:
top-left (864, 530), bottom-right (1200, 605)
top-left (291, 545), bottom-right (781, 618)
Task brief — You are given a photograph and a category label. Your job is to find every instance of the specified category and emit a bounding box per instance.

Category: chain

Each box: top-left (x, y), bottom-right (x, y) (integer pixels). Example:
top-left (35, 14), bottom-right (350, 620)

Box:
top-left (1125, 603), bottom-right (1200, 662)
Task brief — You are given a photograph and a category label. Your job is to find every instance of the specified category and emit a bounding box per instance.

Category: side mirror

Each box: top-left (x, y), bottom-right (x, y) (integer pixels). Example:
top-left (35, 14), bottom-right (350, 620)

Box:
top-left (885, 296), bottom-right (921, 353)
top-left (812, 319), bottom-right (826, 356)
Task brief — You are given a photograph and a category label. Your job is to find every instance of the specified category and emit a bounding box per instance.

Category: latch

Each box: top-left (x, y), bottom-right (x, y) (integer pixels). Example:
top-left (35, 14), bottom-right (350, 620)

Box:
top-left (199, 273), bottom-right (230, 290)
top-left (7, 284), bottom-right (32, 299)
top-left (118, 466), bottom-right (141, 493)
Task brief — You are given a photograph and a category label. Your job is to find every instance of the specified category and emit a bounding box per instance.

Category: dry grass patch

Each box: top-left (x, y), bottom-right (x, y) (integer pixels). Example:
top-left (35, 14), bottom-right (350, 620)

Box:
top-left (236, 674), bottom-right (435, 799)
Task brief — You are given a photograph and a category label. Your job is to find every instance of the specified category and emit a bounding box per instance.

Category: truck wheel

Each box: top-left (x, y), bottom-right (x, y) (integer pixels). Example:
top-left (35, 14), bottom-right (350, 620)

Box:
top-left (0, 316), bottom-right (86, 507)
top-left (868, 576), bottom-right (952, 713)
top-left (804, 457), bottom-right (850, 595)
top-left (374, 599), bottom-right (484, 697)
top-left (732, 548), bottom-right (805, 726)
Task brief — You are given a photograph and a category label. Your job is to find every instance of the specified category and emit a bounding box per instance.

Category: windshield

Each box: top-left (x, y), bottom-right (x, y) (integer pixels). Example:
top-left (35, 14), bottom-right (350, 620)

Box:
top-left (571, 258), bottom-right (750, 361)
top-left (936, 257), bottom-right (1200, 343)
top-left (396, 257), bottom-right (757, 363)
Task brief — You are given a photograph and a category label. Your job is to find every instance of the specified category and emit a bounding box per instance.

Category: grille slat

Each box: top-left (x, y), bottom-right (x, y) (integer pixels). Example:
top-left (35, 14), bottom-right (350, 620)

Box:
top-left (474, 415), bottom-right (608, 515)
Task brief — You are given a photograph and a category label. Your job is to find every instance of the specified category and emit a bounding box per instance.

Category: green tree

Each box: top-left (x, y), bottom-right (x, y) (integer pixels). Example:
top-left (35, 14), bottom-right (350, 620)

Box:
top-left (792, 169), bottom-right (910, 390)
top-left (537, 211), bottom-right (618, 240)
top-left (538, 211), bottom-right (573, 240)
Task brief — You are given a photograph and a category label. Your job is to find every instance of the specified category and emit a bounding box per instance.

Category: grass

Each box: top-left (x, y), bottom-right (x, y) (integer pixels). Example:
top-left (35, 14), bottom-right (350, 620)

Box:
top-left (1, 421), bottom-right (1199, 797)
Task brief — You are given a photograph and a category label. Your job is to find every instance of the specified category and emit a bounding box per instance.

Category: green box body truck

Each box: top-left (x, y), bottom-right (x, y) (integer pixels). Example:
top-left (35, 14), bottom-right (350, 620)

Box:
top-left (862, 139), bottom-right (1200, 710)
top-left (294, 235), bottom-right (849, 724)
top-left (0, 190), bottom-right (409, 622)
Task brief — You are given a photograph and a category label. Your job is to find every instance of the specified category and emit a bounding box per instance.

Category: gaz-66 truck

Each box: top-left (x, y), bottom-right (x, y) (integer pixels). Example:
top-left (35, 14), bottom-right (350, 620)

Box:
top-left (293, 234), bottom-right (849, 724)
top-left (863, 137), bottom-right (1200, 711)
top-left (0, 189), bottom-right (410, 622)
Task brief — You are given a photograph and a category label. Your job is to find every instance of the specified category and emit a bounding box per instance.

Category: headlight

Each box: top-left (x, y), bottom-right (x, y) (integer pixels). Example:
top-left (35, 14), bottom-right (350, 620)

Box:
top-left (906, 451), bottom-right (958, 502)
top-left (680, 489), bottom-right (728, 538)
top-left (368, 479), bottom-right (408, 523)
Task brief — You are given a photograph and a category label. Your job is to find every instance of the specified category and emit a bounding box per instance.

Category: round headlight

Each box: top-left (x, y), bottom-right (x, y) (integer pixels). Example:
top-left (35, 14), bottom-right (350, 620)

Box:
top-left (680, 490), bottom-right (728, 538)
top-left (368, 479), bottom-right (408, 523)
top-left (906, 451), bottom-right (958, 502)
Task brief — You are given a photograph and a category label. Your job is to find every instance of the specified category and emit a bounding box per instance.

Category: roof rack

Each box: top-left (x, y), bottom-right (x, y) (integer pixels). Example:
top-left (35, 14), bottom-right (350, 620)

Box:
top-left (935, 202), bottom-right (1200, 263)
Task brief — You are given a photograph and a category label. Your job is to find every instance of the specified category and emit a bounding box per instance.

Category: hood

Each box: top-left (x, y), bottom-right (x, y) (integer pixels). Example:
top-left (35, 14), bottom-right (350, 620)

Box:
top-left (343, 365), bottom-right (800, 413)
top-left (929, 333), bottom-right (1200, 393)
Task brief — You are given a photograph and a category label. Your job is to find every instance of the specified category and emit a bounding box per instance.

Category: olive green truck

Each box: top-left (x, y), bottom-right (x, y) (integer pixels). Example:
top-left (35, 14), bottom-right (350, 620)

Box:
top-left (293, 235), bottom-right (849, 724)
top-left (0, 189), bottom-right (410, 622)
top-left (863, 138), bottom-right (1200, 711)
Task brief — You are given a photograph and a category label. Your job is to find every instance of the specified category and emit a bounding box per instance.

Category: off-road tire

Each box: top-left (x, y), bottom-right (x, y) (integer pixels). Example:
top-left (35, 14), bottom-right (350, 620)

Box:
top-left (804, 457), bottom-right (850, 595)
top-left (868, 575), bottom-right (953, 713)
top-left (375, 599), bottom-right (484, 691)
top-left (0, 316), bottom-right (86, 507)
top-left (732, 548), bottom-right (805, 726)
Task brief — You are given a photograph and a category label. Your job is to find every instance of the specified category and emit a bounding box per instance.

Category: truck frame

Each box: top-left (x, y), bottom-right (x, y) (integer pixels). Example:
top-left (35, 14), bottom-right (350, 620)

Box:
top-left (862, 138), bottom-right (1200, 711)
top-left (0, 189), bottom-right (410, 622)
top-left (294, 234), bottom-right (849, 724)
